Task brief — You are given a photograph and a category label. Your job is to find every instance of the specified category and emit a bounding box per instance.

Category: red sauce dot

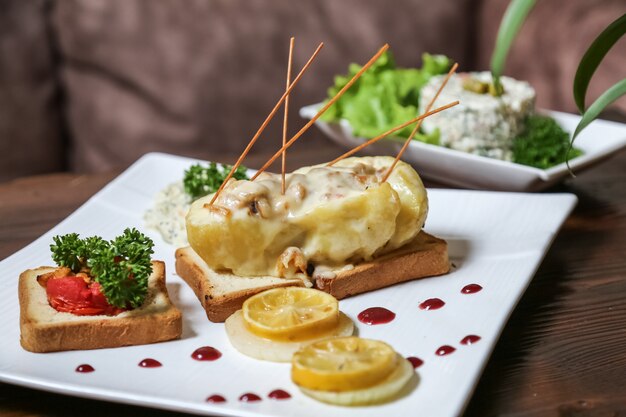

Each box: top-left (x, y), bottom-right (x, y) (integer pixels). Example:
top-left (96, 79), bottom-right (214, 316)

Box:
top-left (406, 357), bottom-right (424, 368)
top-left (239, 393), bottom-right (262, 402)
top-left (192, 346), bottom-right (222, 361)
top-left (435, 345), bottom-right (456, 356)
top-left (460, 335), bottom-right (481, 345)
top-left (268, 389), bottom-right (291, 400)
top-left (75, 364), bottom-right (94, 373)
top-left (419, 298), bottom-right (445, 310)
top-left (138, 358), bottom-right (162, 368)
top-left (357, 307), bottom-right (396, 325)
top-left (206, 394), bottom-right (226, 403)
top-left (461, 284), bottom-right (483, 294)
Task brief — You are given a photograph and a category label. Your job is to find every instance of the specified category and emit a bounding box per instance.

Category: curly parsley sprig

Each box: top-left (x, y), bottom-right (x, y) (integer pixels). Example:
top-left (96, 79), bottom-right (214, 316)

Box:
top-left (50, 233), bottom-right (86, 272)
top-left (50, 228), bottom-right (154, 309)
top-left (183, 162), bottom-right (249, 200)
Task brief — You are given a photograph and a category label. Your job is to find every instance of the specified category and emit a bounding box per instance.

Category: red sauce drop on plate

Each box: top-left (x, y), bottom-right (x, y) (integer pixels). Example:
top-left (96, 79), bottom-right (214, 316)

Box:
top-left (75, 364), bottom-right (94, 373)
top-left (461, 284), bottom-right (483, 294)
top-left (406, 357), bottom-right (424, 368)
top-left (460, 335), bottom-right (481, 345)
top-left (239, 393), bottom-right (262, 402)
top-left (268, 389), bottom-right (291, 400)
top-left (206, 394), bottom-right (226, 403)
top-left (419, 298), bottom-right (445, 310)
top-left (357, 307), bottom-right (396, 325)
top-left (435, 345), bottom-right (456, 356)
top-left (192, 346), bottom-right (222, 361)
top-left (138, 358), bottom-right (162, 368)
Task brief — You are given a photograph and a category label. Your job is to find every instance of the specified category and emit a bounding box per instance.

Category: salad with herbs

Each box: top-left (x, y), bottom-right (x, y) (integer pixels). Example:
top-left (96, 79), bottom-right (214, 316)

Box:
top-left (321, 50), bottom-right (582, 169)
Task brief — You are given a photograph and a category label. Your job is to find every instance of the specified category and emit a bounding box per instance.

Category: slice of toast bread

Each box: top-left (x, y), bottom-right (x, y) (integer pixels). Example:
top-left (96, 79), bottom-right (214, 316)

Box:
top-left (19, 260), bottom-right (182, 353)
top-left (175, 247), bottom-right (305, 323)
top-left (314, 231), bottom-right (450, 299)
top-left (175, 231), bottom-right (449, 323)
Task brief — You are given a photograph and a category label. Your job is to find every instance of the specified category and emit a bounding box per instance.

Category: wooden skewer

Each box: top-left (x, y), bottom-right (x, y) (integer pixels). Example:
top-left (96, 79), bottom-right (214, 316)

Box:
top-left (209, 41), bottom-right (324, 205)
top-left (381, 62), bottom-right (459, 182)
top-left (326, 100), bottom-right (460, 166)
top-left (251, 44), bottom-right (390, 180)
top-left (281, 37), bottom-right (295, 195)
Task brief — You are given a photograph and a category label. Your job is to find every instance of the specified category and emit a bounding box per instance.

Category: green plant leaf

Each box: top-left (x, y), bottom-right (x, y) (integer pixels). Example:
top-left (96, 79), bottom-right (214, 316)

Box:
top-left (573, 13), bottom-right (626, 113)
top-left (573, 78), bottom-right (626, 141)
top-left (490, 0), bottom-right (536, 93)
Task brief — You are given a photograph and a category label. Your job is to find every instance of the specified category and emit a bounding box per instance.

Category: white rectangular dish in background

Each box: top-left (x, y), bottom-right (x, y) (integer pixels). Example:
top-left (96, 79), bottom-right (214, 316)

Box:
top-left (300, 104), bottom-right (626, 191)
top-left (0, 153), bottom-right (577, 417)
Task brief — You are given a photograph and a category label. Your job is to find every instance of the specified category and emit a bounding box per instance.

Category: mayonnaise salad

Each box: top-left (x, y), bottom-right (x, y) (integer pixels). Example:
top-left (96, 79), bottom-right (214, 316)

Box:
top-left (420, 71), bottom-right (536, 160)
top-left (143, 181), bottom-right (191, 247)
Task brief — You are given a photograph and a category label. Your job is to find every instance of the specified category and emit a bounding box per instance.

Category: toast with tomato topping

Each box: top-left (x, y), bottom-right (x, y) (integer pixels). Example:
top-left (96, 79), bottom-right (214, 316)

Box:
top-left (19, 261), bottom-right (182, 353)
top-left (175, 231), bottom-right (449, 323)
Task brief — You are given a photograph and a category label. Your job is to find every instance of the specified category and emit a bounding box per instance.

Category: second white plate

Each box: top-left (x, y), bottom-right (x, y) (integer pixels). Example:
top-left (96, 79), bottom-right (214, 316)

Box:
top-left (300, 104), bottom-right (626, 191)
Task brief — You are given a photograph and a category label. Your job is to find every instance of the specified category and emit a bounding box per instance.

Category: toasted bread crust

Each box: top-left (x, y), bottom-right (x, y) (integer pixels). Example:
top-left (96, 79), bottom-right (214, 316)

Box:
top-left (176, 231), bottom-right (449, 323)
top-left (175, 247), bottom-right (304, 322)
top-left (315, 232), bottom-right (450, 299)
top-left (19, 261), bottom-right (182, 353)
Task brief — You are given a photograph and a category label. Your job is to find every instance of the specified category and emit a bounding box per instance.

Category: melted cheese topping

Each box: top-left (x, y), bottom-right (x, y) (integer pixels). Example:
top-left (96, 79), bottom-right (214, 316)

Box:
top-left (186, 156), bottom-right (427, 280)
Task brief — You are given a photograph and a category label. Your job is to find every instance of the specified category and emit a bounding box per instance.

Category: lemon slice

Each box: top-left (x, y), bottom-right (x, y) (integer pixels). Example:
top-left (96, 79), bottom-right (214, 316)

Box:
top-left (299, 354), bottom-right (415, 406)
top-left (242, 287), bottom-right (339, 341)
top-left (225, 310), bottom-right (354, 362)
top-left (292, 337), bottom-right (398, 392)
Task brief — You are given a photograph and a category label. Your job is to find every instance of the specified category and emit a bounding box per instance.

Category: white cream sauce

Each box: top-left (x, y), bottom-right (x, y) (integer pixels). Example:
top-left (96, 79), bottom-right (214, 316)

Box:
top-left (213, 162), bottom-right (384, 220)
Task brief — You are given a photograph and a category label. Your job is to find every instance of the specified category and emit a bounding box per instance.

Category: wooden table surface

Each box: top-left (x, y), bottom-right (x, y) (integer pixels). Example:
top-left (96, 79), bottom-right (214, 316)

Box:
top-left (1, 143), bottom-right (625, 417)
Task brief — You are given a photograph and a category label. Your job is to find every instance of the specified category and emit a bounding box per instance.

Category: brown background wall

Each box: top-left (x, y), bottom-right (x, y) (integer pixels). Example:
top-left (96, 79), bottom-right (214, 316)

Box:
top-left (0, 0), bottom-right (624, 181)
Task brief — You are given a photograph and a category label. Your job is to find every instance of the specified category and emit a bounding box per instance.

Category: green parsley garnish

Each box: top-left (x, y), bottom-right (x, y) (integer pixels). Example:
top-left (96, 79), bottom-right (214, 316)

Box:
top-left (183, 162), bottom-right (249, 200)
top-left (50, 228), bottom-right (154, 309)
top-left (512, 115), bottom-right (583, 169)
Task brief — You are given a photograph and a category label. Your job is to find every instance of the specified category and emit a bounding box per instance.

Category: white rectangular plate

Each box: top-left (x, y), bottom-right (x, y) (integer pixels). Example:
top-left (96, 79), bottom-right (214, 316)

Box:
top-left (0, 153), bottom-right (577, 417)
top-left (300, 104), bottom-right (626, 191)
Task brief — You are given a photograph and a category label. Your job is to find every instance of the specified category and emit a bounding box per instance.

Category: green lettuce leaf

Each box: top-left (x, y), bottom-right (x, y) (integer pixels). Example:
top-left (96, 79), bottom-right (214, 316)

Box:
top-left (322, 51), bottom-right (450, 144)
